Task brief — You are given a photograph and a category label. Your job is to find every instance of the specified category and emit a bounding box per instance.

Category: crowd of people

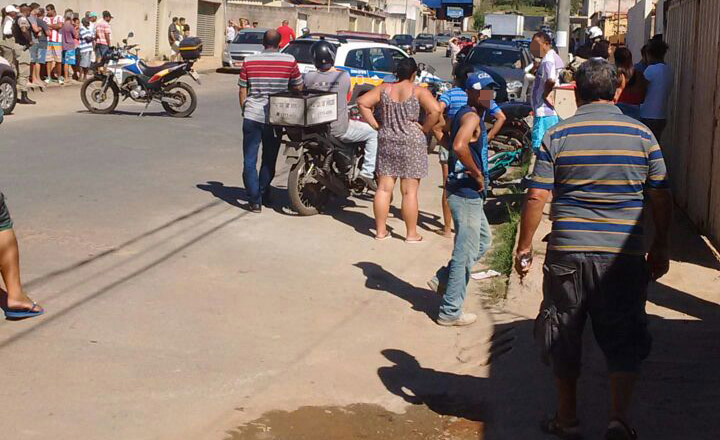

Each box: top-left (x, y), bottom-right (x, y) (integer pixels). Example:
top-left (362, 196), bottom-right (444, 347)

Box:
top-left (226, 18), bottom-right (299, 49)
top-left (168, 16), bottom-right (191, 62)
top-left (236, 27), bottom-right (674, 439)
top-left (1, 3), bottom-right (114, 104)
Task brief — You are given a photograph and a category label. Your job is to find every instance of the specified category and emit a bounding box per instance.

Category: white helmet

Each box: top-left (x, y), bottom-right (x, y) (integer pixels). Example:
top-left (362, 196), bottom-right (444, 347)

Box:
top-left (586, 26), bottom-right (603, 40)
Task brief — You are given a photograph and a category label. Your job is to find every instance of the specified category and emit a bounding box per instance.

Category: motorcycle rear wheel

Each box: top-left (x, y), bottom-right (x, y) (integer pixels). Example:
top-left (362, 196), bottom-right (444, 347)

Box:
top-left (80, 77), bottom-right (119, 114)
top-left (288, 153), bottom-right (330, 216)
top-left (162, 82), bottom-right (197, 118)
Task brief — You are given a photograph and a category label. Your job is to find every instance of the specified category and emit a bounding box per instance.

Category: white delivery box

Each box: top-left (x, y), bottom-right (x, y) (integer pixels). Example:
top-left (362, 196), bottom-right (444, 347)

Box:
top-left (269, 90), bottom-right (338, 127)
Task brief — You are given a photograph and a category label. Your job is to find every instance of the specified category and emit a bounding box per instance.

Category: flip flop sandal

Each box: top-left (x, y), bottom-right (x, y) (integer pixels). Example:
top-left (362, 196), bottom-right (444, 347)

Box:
top-left (405, 236), bottom-right (424, 244)
top-left (605, 419), bottom-right (637, 440)
top-left (374, 232), bottom-right (391, 241)
top-left (540, 414), bottom-right (583, 440)
top-left (4, 301), bottom-right (44, 319)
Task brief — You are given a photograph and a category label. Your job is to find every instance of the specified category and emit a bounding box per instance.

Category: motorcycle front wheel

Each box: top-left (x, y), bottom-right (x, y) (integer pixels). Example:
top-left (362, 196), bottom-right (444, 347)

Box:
top-left (162, 82), bottom-right (197, 118)
top-left (81, 77), bottom-right (119, 114)
top-left (288, 152), bottom-right (330, 216)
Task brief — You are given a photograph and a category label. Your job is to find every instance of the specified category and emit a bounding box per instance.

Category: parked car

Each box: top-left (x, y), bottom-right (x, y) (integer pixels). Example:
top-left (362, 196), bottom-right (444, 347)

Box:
top-left (0, 56), bottom-right (17, 115)
top-left (435, 32), bottom-right (452, 47)
top-left (282, 35), bottom-right (446, 102)
top-left (390, 34), bottom-right (414, 54)
top-left (458, 40), bottom-right (532, 102)
top-left (414, 33), bottom-right (436, 52)
top-left (222, 28), bottom-right (267, 69)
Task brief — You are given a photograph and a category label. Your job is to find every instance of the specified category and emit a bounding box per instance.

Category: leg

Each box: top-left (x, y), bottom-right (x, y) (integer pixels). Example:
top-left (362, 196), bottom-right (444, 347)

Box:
top-left (339, 120), bottom-right (378, 179)
top-left (438, 196), bottom-right (484, 321)
top-left (555, 377), bottom-right (579, 426)
top-left (258, 124), bottom-right (281, 201)
top-left (439, 161), bottom-right (452, 236)
top-left (373, 175), bottom-right (396, 238)
top-left (609, 373), bottom-right (637, 424)
top-left (474, 205), bottom-right (492, 263)
top-left (399, 178), bottom-right (421, 241)
top-left (242, 119), bottom-right (263, 205)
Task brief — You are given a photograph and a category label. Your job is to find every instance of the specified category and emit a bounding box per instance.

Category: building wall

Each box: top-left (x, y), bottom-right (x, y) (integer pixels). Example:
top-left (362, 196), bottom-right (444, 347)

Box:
top-left (626, 0), bottom-right (654, 61)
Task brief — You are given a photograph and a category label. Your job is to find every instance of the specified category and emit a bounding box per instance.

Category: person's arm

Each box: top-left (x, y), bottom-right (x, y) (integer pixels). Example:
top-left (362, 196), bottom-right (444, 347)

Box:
top-left (540, 61), bottom-right (557, 107)
top-left (238, 67), bottom-right (249, 113)
top-left (452, 112), bottom-right (484, 189)
top-left (644, 135), bottom-right (672, 280)
top-left (432, 101), bottom-right (447, 143)
top-left (357, 85), bottom-right (383, 130)
top-left (486, 105), bottom-right (506, 143)
top-left (106, 28), bottom-right (111, 46)
top-left (288, 61), bottom-right (303, 92)
top-left (239, 86), bottom-right (247, 110)
top-left (417, 87), bottom-right (441, 135)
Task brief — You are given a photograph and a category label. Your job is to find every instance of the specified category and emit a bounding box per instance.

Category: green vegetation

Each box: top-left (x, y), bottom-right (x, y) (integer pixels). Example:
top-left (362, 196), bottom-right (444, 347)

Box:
top-left (487, 204), bottom-right (521, 277)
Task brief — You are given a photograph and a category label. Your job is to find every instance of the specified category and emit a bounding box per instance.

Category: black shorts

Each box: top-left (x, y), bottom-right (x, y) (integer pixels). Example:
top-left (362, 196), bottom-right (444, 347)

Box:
top-left (539, 251), bottom-right (652, 378)
top-left (0, 192), bottom-right (13, 231)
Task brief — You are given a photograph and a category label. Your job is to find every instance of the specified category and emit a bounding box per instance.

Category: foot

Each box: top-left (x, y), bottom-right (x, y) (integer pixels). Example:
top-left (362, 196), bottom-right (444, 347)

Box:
top-left (43, 77), bottom-right (51, 84)
top-left (426, 277), bottom-right (446, 295)
top-left (374, 231), bottom-right (391, 241)
top-left (58, 77), bottom-right (65, 85)
top-left (18, 94), bottom-right (36, 105)
top-left (405, 235), bottom-right (424, 244)
top-left (248, 203), bottom-right (262, 213)
top-left (540, 414), bottom-right (583, 440)
top-left (358, 174), bottom-right (377, 191)
top-left (437, 313), bottom-right (477, 327)
top-left (433, 228), bottom-right (453, 238)
top-left (605, 419), bottom-right (637, 440)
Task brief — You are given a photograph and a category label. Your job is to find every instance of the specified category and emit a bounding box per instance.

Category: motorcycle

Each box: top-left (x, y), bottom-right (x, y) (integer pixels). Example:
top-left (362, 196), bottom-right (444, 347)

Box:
top-left (80, 32), bottom-right (201, 117)
top-left (280, 123), bottom-right (370, 216)
top-left (486, 102), bottom-right (534, 186)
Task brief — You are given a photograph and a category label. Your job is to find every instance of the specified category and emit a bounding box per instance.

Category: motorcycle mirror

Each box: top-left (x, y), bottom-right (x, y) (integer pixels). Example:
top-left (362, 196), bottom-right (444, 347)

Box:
top-left (128, 32), bottom-right (134, 38)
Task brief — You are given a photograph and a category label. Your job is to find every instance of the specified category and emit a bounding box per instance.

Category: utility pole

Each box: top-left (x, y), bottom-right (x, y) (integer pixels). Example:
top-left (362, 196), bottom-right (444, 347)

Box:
top-left (556, 0), bottom-right (570, 62)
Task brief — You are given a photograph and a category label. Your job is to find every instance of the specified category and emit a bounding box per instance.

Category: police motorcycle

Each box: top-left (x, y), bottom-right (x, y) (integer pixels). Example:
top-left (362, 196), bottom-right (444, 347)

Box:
top-left (80, 33), bottom-right (202, 117)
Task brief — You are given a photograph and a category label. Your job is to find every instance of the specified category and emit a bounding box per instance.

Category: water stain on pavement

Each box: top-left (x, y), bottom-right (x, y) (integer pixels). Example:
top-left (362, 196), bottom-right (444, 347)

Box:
top-left (225, 403), bottom-right (483, 440)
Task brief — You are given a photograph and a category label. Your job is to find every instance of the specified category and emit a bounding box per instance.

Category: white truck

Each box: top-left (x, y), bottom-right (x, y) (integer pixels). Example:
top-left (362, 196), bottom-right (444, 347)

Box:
top-left (484, 14), bottom-right (525, 38)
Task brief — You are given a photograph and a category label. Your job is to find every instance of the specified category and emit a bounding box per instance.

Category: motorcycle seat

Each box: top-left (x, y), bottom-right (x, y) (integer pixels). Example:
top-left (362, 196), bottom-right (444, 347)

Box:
top-left (499, 102), bottom-right (533, 119)
top-left (139, 61), bottom-right (183, 76)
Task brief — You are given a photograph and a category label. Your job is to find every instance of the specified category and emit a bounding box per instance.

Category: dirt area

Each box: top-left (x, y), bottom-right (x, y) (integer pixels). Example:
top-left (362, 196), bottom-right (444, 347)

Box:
top-left (225, 403), bottom-right (483, 440)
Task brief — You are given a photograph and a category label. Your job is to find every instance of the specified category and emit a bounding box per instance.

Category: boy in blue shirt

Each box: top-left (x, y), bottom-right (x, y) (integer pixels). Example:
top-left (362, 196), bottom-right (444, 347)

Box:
top-left (428, 72), bottom-right (506, 326)
top-left (433, 65), bottom-right (505, 237)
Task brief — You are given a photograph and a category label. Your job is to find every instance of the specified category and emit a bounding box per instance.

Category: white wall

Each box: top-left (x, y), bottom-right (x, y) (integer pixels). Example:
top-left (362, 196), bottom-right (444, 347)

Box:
top-left (626, 0), bottom-right (654, 61)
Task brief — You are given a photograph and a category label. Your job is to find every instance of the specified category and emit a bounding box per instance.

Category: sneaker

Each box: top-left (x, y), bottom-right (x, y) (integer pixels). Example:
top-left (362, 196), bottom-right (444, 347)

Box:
top-left (58, 77), bottom-right (65, 85)
top-left (427, 277), bottom-right (446, 295)
top-left (43, 77), bottom-right (51, 84)
top-left (248, 203), bottom-right (262, 213)
top-left (437, 313), bottom-right (477, 327)
top-left (358, 174), bottom-right (377, 191)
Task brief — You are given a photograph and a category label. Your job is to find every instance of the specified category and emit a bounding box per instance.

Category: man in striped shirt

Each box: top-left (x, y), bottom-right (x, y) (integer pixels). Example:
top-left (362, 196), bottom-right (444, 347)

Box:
top-left (43, 3), bottom-right (63, 83)
top-left (516, 59), bottom-right (672, 440)
top-left (238, 29), bottom-right (302, 213)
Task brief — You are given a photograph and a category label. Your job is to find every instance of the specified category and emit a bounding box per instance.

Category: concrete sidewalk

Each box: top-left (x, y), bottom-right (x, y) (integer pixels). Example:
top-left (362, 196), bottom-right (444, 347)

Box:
top-left (485, 208), bottom-right (720, 439)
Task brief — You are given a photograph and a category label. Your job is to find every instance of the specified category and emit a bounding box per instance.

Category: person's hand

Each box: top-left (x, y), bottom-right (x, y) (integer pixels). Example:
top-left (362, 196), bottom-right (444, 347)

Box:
top-left (487, 133), bottom-right (495, 143)
top-left (647, 242), bottom-right (670, 280)
top-left (465, 170), bottom-right (484, 192)
top-left (415, 121), bottom-right (426, 134)
top-left (514, 248), bottom-right (533, 277)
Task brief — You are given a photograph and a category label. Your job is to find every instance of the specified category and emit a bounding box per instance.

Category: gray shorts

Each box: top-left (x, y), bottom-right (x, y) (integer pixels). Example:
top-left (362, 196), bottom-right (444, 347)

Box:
top-left (78, 50), bottom-right (91, 68)
top-left (438, 146), bottom-right (449, 164)
top-left (0, 192), bottom-right (13, 231)
top-left (538, 251), bottom-right (651, 378)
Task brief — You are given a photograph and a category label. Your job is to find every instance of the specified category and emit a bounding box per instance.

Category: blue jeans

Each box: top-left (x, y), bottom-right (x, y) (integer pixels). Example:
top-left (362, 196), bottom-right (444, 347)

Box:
top-left (242, 118), bottom-right (281, 205)
top-left (339, 120), bottom-right (378, 178)
top-left (434, 194), bottom-right (492, 321)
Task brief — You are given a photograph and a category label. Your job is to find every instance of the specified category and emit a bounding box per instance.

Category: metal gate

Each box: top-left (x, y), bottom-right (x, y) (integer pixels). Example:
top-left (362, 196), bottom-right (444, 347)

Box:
top-left (665, 0), bottom-right (720, 247)
top-left (197, 1), bottom-right (218, 57)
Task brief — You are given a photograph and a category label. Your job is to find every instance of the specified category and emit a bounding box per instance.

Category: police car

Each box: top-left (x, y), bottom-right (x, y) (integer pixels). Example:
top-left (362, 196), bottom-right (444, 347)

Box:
top-left (283, 34), bottom-right (447, 102)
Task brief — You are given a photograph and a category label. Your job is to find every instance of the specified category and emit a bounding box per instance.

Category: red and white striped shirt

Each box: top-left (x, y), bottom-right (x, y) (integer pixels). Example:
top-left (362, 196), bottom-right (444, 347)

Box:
top-left (43, 15), bottom-right (63, 44)
top-left (238, 51), bottom-right (302, 123)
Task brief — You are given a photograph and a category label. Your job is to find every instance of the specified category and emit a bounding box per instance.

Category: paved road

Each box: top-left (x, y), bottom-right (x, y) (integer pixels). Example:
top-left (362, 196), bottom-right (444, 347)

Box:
top-left (0, 50), bottom-right (495, 439)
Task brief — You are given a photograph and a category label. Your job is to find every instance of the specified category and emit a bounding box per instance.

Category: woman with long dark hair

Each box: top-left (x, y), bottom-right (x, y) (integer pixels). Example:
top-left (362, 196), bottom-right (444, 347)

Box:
top-left (357, 58), bottom-right (441, 242)
top-left (614, 47), bottom-right (644, 118)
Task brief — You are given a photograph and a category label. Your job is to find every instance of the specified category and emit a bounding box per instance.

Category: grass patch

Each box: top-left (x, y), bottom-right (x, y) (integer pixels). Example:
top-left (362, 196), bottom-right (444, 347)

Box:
top-left (487, 204), bottom-right (521, 277)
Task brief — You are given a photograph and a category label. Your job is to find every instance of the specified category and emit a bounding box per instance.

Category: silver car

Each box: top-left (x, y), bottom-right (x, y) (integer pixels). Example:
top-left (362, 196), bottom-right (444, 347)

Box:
top-left (222, 28), bottom-right (267, 69)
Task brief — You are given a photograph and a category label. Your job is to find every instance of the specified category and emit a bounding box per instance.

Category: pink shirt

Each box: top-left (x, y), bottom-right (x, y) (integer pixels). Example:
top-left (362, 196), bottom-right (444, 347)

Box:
top-left (95, 19), bottom-right (111, 45)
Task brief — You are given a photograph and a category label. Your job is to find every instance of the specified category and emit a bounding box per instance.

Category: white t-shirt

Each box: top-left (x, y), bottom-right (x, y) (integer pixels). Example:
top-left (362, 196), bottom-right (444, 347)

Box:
top-left (532, 49), bottom-right (564, 117)
top-left (639, 63), bottom-right (672, 120)
top-left (2, 16), bottom-right (13, 37)
top-left (226, 26), bottom-right (236, 42)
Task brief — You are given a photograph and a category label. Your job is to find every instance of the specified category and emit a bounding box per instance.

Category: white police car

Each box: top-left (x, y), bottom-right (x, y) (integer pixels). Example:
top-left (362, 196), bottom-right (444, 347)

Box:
top-left (283, 35), bottom-right (447, 102)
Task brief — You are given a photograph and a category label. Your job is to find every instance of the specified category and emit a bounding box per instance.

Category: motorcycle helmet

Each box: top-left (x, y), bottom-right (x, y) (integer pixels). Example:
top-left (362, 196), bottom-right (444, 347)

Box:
top-left (586, 26), bottom-right (603, 41)
top-left (310, 40), bottom-right (336, 71)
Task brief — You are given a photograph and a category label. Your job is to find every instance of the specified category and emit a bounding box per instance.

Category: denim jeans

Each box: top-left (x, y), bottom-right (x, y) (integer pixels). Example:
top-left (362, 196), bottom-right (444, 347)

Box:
top-left (242, 118), bottom-right (281, 205)
top-left (434, 194), bottom-right (492, 321)
top-left (339, 120), bottom-right (378, 178)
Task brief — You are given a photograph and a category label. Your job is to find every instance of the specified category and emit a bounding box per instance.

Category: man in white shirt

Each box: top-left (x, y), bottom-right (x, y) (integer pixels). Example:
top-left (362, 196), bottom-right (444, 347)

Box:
top-left (226, 20), bottom-right (236, 43)
top-left (529, 31), bottom-right (564, 153)
top-left (639, 38), bottom-right (672, 140)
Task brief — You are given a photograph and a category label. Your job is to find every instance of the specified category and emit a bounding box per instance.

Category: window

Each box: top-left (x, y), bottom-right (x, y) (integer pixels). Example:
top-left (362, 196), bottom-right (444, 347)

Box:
top-left (283, 41), bottom-right (315, 64)
top-left (368, 47), bottom-right (392, 72)
top-left (468, 47), bottom-right (523, 69)
top-left (232, 32), bottom-right (263, 44)
top-left (386, 48), bottom-right (407, 70)
top-left (345, 49), bottom-right (367, 70)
